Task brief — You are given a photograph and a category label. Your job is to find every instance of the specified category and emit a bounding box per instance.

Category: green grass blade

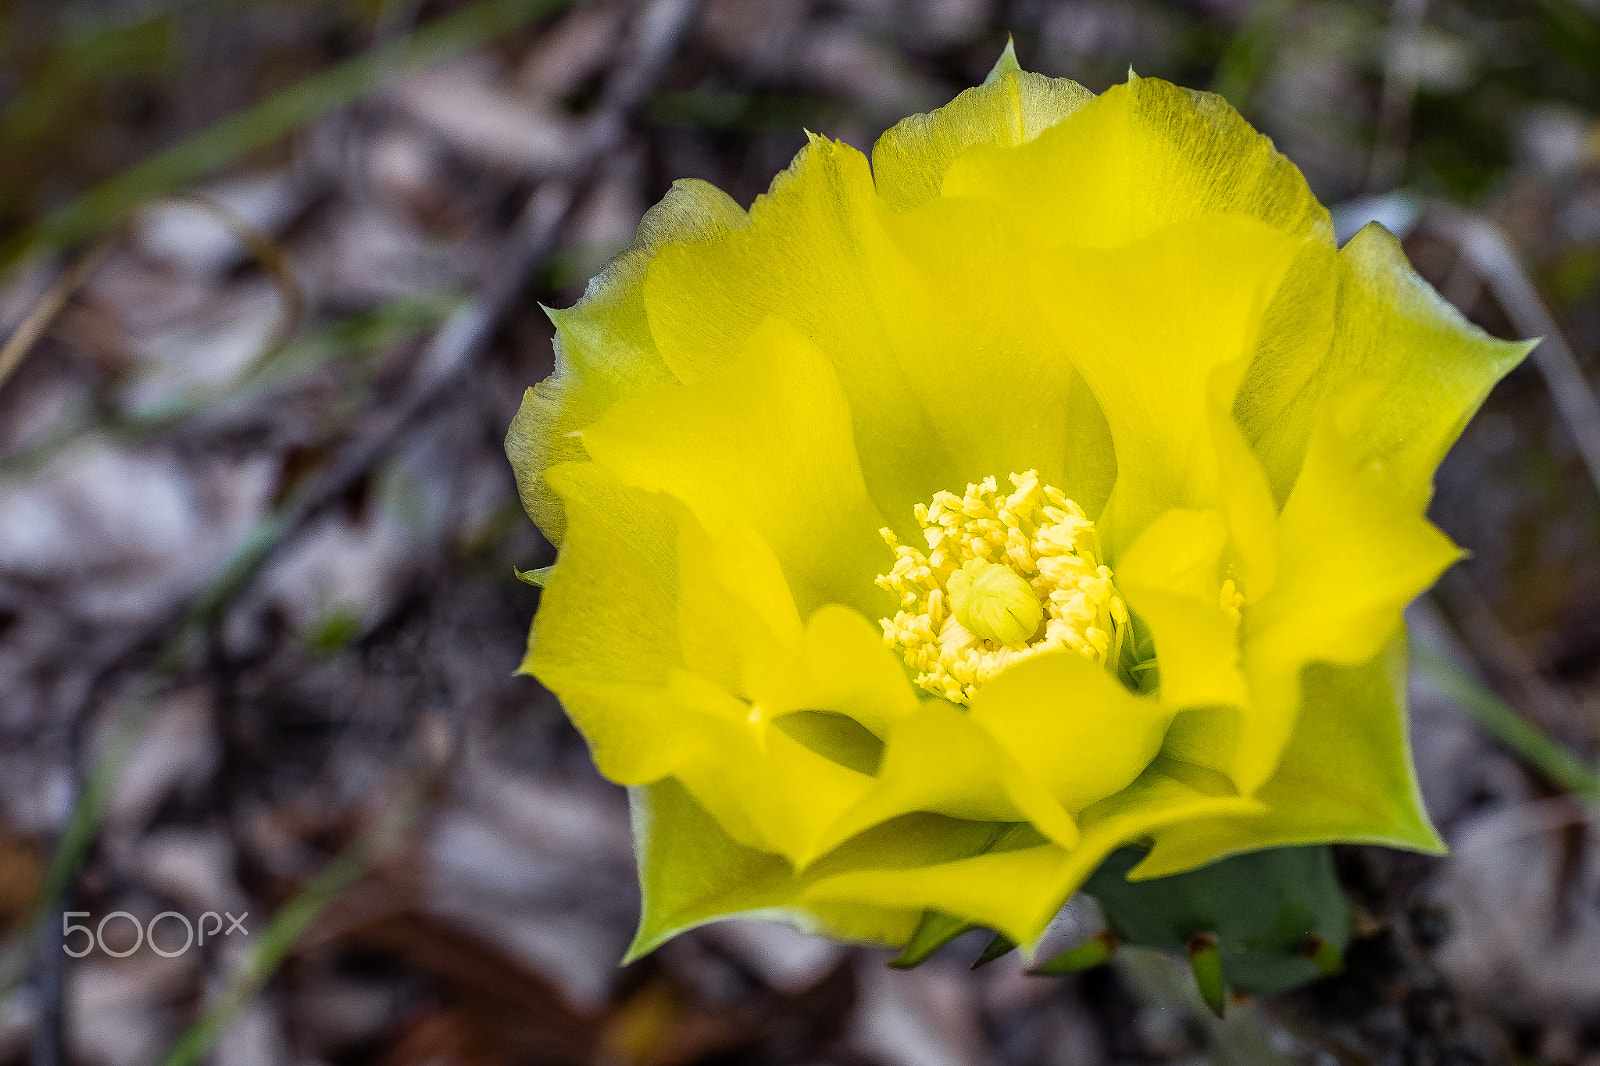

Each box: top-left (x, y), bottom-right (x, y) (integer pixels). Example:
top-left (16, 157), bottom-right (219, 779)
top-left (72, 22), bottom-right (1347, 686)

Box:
top-left (2, 0), bottom-right (571, 269)
top-left (154, 792), bottom-right (420, 1066)
top-left (1412, 639), bottom-right (1600, 803)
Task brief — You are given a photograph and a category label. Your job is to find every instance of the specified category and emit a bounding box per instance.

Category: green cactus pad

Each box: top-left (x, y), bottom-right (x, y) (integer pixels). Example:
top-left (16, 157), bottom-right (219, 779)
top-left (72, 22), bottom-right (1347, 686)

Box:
top-left (1081, 845), bottom-right (1351, 996)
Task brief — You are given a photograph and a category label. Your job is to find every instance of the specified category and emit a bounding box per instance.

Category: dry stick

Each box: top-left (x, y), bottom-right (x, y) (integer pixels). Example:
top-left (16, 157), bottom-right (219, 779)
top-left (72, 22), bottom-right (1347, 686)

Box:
top-left (1438, 570), bottom-right (1574, 735)
top-left (157, 194), bottom-right (307, 367)
top-left (1439, 213), bottom-right (1600, 499)
top-left (154, 784), bottom-right (432, 1066)
top-left (1368, 0), bottom-right (1429, 192)
top-left (1411, 598), bottom-right (1600, 805)
top-left (0, 236), bottom-right (118, 393)
top-left (240, 0), bottom-right (705, 587)
top-left (0, 0), bottom-right (573, 270)
top-left (15, 0), bottom-right (705, 1055)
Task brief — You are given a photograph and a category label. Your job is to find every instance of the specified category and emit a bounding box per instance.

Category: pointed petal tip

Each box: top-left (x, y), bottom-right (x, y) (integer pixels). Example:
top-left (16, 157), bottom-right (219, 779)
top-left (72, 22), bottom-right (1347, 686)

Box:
top-left (983, 37), bottom-right (1022, 86)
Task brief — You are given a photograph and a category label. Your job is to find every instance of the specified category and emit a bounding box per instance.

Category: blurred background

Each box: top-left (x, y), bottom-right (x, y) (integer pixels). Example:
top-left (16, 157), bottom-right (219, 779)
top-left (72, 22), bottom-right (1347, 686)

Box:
top-left (1, 0), bottom-right (1598, 1063)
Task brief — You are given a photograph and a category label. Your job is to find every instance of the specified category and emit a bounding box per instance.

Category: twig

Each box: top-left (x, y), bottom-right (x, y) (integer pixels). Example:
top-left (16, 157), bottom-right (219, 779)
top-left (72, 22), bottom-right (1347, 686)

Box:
top-left (154, 785), bottom-right (428, 1066)
top-left (1208, 0), bottom-right (1295, 114)
top-left (0, 235), bottom-right (117, 393)
top-left (30, 899), bottom-right (65, 1066)
top-left (233, 0), bottom-right (705, 596)
top-left (0, 291), bottom-right (463, 481)
top-left (1411, 601), bottom-right (1600, 806)
top-left (1368, 0), bottom-right (1428, 192)
top-left (1, 0), bottom-right (705, 1039)
top-left (1436, 571), bottom-right (1575, 734)
top-left (257, 0), bottom-right (697, 534)
top-left (155, 194), bottom-right (307, 368)
top-left (0, 0), bottom-right (576, 271)
top-left (1436, 212), bottom-right (1600, 499)
top-left (0, 191), bottom-right (302, 432)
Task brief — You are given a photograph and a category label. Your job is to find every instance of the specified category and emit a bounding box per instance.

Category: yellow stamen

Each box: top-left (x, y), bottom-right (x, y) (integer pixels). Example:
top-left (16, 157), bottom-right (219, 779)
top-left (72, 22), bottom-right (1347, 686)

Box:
top-left (876, 470), bottom-right (1126, 704)
top-left (1219, 579), bottom-right (1243, 624)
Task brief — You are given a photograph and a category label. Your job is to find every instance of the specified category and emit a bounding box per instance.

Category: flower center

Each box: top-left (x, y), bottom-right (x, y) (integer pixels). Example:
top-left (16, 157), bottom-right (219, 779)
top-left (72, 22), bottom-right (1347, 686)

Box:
top-left (876, 471), bottom-right (1128, 704)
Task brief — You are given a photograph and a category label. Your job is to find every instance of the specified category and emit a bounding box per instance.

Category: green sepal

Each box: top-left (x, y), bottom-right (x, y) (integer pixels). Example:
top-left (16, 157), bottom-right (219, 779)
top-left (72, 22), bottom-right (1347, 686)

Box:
top-left (1030, 929), bottom-right (1119, 975)
top-left (1187, 934), bottom-right (1226, 1018)
top-left (1300, 932), bottom-right (1344, 976)
top-left (971, 932), bottom-right (1016, 970)
top-left (1084, 845), bottom-right (1351, 996)
top-left (514, 565), bottom-right (552, 587)
top-left (889, 911), bottom-right (974, 969)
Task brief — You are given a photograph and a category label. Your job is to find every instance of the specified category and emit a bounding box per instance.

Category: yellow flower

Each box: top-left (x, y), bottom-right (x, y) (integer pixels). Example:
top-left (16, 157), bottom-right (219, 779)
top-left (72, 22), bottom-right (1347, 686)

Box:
top-left (506, 47), bottom-right (1531, 957)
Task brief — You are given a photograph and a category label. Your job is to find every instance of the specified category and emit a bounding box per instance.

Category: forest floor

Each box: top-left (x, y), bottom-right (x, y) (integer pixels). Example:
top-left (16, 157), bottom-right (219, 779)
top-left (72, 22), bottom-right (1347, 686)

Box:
top-left (1, 1), bottom-right (1599, 1064)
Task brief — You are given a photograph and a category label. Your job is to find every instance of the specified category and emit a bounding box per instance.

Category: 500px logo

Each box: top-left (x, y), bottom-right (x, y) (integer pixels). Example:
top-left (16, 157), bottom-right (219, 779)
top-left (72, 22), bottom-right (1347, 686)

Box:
top-left (62, 911), bottom-right (249, 958)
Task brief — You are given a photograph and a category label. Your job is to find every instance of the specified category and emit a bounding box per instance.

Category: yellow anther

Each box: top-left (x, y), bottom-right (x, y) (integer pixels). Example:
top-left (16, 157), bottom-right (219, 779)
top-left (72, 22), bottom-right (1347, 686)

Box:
top-left (1219, 579), bottom-right (1244, 624)
top-left (876, 470), bottom-right (1126, 704)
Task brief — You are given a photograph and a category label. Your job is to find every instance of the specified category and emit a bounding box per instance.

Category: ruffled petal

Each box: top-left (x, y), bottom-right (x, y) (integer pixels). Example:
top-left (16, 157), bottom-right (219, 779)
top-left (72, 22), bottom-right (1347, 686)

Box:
top-left (873, 196), bottom-right (1118, 520)
top-left (871, 41), bottom-right (1093, 213)
top-left (765, 604), bottom-right (921, 739)
top-left (642, 136), bottom-right (1118, 529)
top-left (804, 701), bottom-right (1080, 865)
top-left (1028, 214), bottom-right (1303, 551)
top-left (642, 138), bottom-right (953, 528)
top-left (1238, 223), bottom-right (1534, 505)
top-left (581, 316), bottom-right (890, 620)
top-left (1116, 509), bottom-right (1249, 710)
top-left (523, 462), bottom-right (694, 784)
top-left (626, 778), bottom-right (923, 962)
top-left (1131, 636), bottom-right (1444, 879)
top-left (804, 764), bottom-right (1264, 947)
top-left (967, 651), bottom-right (1175, 811)
top-left (1231, 393), bottom-right (1461, 792)
top-left (507, 179), bottom-right (746, 542)
top-left (665, 671), bottom-right (875, 865)
top-left (943, 75), bottom-right (1334, 250)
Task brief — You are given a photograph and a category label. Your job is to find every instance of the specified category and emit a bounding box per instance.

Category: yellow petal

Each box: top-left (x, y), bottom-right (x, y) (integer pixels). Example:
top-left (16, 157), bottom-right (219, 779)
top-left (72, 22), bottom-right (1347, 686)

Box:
top-left (667, 671), bottom-right (874, 865)
top-left (582, 315), bottom-right (889, 619)
top-left (944, 75), bottom-right (1334, 250)
top-left (1028, 214), bottom-right (1302, 550)
top-left (1238, 223), bottom-right (1534, 506)
top-left (1233, 392), bottom-right (1462, 792)
top-left (1132, 636), bottom-right (1445, 879)
top-left (872, 195), bottom-right (1119, 521)
top-left (805, 841), bottom-right (1074, 950)
top-left (765, 605), bottom-right (921, 739)
top-left (626, 778), bottom-right (922, 961)
top-left (643, 138), bottom-right (1118, 528)
top-left (649, 139), bottom-right (938, 504)
top-left (1115, 509), bottom-right (1249, 710)
top-left (674, 514), bottom-right (804, 696)
top-left (805, 700), bottom-right (1080, 865)
top-left (524, 462), bottom-right (694, 784)
top-left (872, 42), bottom-right (1093, 212)
top-left (507, 179), bottom-right (745, 542)
top-left (804, 764), bottom-right (1264, 947)
top-left (967, 651), bottom-right (1176, 812)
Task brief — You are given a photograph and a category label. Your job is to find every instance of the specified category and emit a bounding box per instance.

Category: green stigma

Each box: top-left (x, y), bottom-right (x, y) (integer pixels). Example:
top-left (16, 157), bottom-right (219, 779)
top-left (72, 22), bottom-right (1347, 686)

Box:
top-left (946, 558), bottom-right (1043, 646)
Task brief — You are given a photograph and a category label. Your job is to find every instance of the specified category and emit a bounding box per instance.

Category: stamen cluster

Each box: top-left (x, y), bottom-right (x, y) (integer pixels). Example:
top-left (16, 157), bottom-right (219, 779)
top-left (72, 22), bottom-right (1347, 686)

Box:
top-left (877, 470), bottom-right (1127, 703)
